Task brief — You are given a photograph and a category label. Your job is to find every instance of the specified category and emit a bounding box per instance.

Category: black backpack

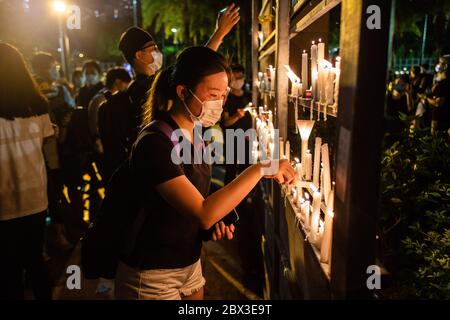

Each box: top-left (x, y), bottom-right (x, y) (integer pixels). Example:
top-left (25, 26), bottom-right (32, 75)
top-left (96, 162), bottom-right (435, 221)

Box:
top-left (80, 120), bottom-right (177, 280)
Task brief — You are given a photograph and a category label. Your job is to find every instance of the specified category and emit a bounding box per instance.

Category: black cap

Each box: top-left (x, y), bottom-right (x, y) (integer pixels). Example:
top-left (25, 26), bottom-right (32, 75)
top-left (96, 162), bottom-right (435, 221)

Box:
top-left (118, 27), bottom-right (154, 62)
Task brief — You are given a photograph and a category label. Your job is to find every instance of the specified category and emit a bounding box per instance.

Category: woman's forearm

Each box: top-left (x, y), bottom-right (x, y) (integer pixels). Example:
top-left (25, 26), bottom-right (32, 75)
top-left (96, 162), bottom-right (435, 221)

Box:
top-left (201, 163), bottom-right (263, 228)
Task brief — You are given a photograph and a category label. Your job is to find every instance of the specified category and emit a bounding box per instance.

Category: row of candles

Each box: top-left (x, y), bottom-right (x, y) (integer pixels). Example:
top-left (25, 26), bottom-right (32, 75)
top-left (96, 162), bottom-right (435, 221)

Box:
top-left (257, 39), bottom-right (341, 121)
top-left (254, 109), bottom-right (334, 264)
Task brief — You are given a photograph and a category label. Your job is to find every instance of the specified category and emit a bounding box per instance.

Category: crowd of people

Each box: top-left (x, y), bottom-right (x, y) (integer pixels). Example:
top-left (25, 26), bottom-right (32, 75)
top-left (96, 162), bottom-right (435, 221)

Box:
top-left (0, 3), bottom-right (295, 300)
top-left (386, 56), bottom-right (450, 135)
top-left (1, 2), bottom-right (448, 300)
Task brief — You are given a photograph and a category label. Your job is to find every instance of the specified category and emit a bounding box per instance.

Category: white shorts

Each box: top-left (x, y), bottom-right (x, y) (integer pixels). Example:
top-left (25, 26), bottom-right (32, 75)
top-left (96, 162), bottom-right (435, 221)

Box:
top-left (114, 259), bottom-right (205, 300)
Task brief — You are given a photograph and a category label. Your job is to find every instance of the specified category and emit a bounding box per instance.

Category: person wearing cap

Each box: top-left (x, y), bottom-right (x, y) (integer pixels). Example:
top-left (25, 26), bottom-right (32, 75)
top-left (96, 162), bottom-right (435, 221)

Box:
top-left (118, 3), bottom-right (241, 126)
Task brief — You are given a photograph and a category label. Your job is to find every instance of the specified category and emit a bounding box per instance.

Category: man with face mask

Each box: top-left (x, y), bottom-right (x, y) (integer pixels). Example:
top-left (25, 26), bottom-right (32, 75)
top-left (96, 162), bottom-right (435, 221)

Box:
top-left (221, 63), bottom-right (253, 185)
top-left (75, 60), bottom-right (104, 109)
top-left (418, 55), bottom-right (450, 133)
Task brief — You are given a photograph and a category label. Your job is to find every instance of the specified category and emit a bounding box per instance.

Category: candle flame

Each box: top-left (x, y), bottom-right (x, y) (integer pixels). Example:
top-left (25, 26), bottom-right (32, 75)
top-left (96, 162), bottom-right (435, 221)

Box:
top-left (312, 40), bottom-right (315, 45)
top-left (318, 38), bottom-right (322, 42)
top-left (294, 157), bottom-right (300, 163)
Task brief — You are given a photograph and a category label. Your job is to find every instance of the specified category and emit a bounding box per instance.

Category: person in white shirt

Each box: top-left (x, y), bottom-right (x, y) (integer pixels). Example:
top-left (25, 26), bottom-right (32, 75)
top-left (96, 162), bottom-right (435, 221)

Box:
top-left (0, 43), bottom-right (54, 299)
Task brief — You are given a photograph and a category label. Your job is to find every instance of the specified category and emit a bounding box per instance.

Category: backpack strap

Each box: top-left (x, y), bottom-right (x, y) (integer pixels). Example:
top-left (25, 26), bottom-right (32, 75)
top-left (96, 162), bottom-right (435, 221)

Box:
top-left (141, 120), bottom-right (181, 157)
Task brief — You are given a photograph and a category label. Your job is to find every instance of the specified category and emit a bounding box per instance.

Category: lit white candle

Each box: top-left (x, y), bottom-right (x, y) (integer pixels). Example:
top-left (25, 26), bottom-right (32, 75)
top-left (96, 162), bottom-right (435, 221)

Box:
top-left (317, 39), bottom-right (325, 103)
top-left (311, 41), bottom-right (318, 101)
top-left (318, 39), bottom-right (325, 62)
top-left (321, 143), bottom-right (332, 206)
top-left (310, 189), bottom-right (321, 244)
top-left (263, 71), bottom-right (269, 91)
top-left (313, 137), bottom-right (322, 188)
top-left (285, 141), bottom-right (290, 162)
top-left (320, 62), bottom-right (329, 105)
top-left (326, 67), bottom-right (335, 105)
top-left (296, 188), bottom-right (303, 208)
top-left (303, 193), bottom-right (311, 230)
top-left (305, 150), bottom-right (312, 181)
top-left (269, 65), bottom-right (275, 91)
top-left (320, 186), bottom-right (334, 264)
top-left (279, 137), bottom-right (284, 159)
top-left (294, 157), bottom-right (302, 180)
top-left (296, 120), bottom-right (315, 174)
top-left (333, 57), bottom-right (341, 111)
top-left (301, 50), bottom-right (308, 97)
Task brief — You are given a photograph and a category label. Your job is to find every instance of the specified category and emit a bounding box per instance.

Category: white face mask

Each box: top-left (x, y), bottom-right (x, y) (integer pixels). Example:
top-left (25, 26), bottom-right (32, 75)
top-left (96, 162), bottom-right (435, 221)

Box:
top-left (85, 74), bottom-right (100, 86)
top-left (149, 50), bottom-right (163, 73)
top-left (183, 88), bottom-right (223, 127)
top-left (231, 79), bottom-right (245, 90)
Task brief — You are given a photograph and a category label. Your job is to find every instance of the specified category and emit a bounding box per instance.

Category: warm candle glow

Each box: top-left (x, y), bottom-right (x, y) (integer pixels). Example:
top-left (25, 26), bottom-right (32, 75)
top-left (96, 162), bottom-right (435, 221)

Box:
top-left (296, 120), bottom-right (315, 140)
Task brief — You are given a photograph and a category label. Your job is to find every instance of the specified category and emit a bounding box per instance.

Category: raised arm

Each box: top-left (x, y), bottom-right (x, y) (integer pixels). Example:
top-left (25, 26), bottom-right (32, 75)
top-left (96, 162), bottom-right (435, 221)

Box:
top-left (206, 3), bottom-right (240, 52)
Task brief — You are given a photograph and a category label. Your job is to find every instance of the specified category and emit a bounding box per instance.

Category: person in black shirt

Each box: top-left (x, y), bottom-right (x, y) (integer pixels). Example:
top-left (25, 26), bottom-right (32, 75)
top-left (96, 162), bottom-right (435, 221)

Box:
top-left (221, 63), bottom-right (253, 185)
top-left (75, 60), bottom-right (104, 108)
top-left (418, 55), bottom-right (450, 133)
top-left (114, 47), bottom-right (296, 300)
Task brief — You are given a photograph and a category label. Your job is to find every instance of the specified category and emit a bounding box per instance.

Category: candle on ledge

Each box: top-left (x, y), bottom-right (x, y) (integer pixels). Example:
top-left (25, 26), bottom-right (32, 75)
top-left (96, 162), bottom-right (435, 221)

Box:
top-left (292, 186), bottom-right (298, 205)
top-left (313, 137), bottom-right (322, 188)
top-left (317, 38), bottom-right (325, 62)
top-left (303, 192), bottom-right (311, 230)
top-left (325, 65), bottom-right (335, 106)
top-left (301, 50), bottom-right (308, 97)
top-left (320, 185), bottom-right (334, 264)
top-left (333, 56), bottom-right (341, 112)
top-left (309, 189), bottom-right (321, 244)
top-left (305, 149), bottom-right (312, 181)
top-left (296, 188), bottom-right (303, 208)
top-left (268, 65), bottom-right (276, 91)
top-left (311, 41), bottom-right (318, 101)
top-left (279, 137), bottom-right (284, 159)
top-left (294, 157), bottom-right (302, 179)
top-left (296, 120), bottom-right (315, 175)
top-left (321, 143), bottom-right (332, 206)
top-left (285, 141), bottom-right (290, 162)
top-left (317, 39), bottom-right (325, 103)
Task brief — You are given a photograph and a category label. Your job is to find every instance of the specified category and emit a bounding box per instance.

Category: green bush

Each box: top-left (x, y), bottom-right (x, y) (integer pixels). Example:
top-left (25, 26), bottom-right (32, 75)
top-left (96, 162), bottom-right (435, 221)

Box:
top-left (379, 120), bottom-right (450, 299)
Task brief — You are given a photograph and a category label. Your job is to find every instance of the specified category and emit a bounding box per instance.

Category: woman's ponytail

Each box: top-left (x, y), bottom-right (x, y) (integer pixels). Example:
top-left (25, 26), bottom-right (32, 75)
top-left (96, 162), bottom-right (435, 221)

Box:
top-left (141, 65), bottom-right (175, 127)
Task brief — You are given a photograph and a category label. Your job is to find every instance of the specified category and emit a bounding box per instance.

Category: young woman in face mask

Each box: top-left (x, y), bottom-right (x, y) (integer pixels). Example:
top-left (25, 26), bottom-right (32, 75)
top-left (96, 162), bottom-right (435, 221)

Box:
top-left (75, 60), bottom-right (104, 108)
top-left (114, 47), bottom-right (295, 300)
